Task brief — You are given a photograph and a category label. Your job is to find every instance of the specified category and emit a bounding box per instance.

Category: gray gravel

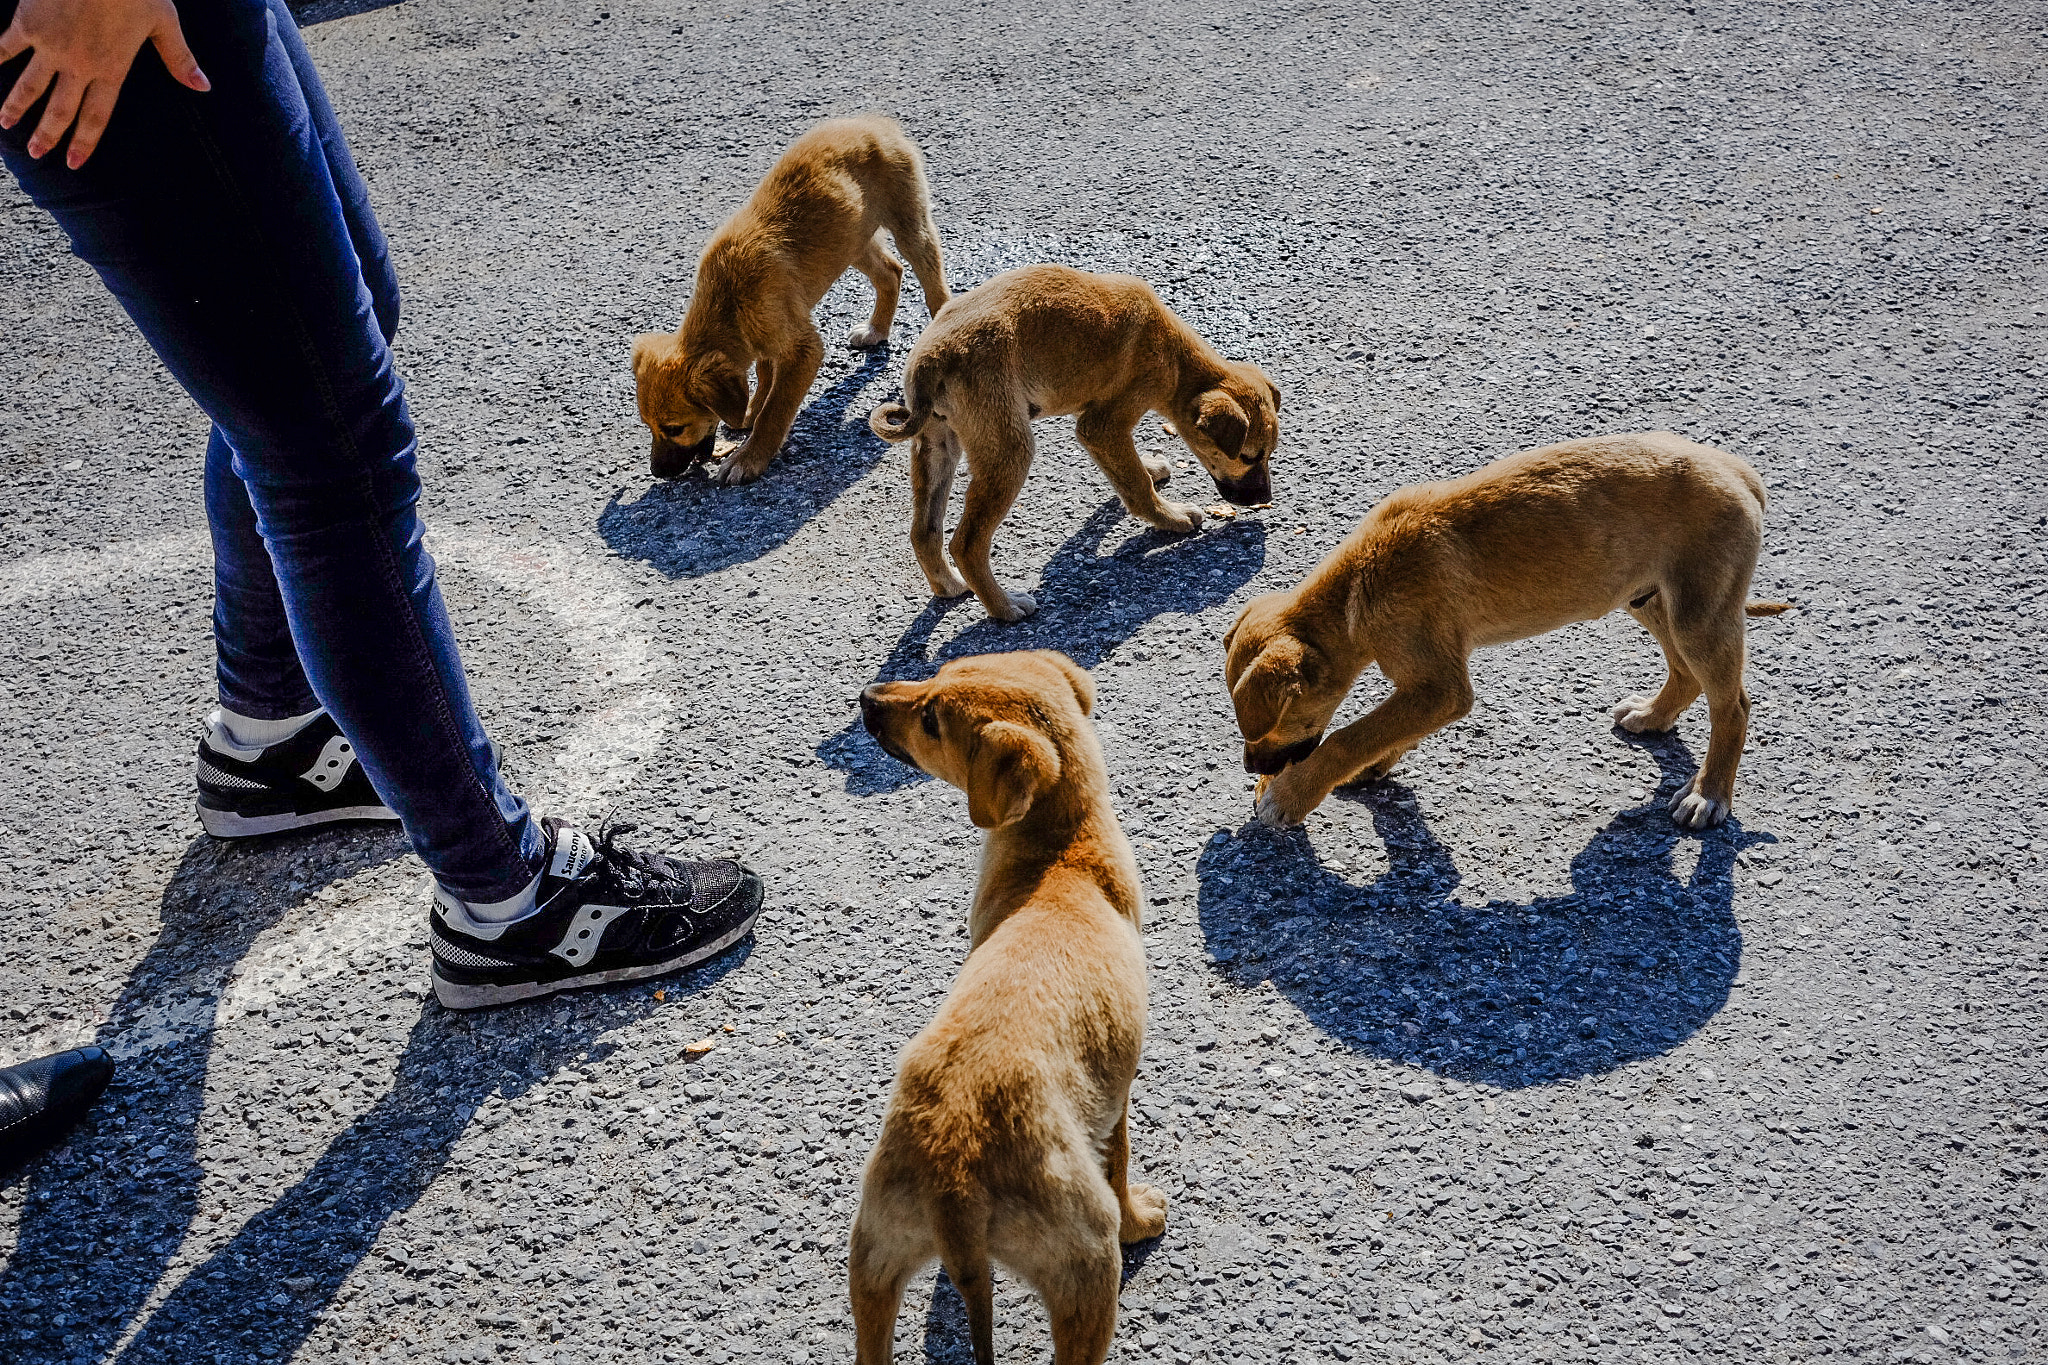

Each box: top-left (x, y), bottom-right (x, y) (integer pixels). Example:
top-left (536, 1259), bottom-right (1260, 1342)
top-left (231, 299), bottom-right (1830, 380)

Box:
top-left (4, 0), bottom-right (2046, 1362)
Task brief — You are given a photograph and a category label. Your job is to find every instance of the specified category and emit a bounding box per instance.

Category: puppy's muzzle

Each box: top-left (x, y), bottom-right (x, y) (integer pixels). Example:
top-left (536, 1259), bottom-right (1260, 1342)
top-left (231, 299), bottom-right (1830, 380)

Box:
top-left (1244, 734), bottom-right (1320, 775)
top-left (649, 430), bottom-right (716, 480)
top-left (1213, 466), bottom-right (1271, 507)
top-left (859, 685), bottom-right (918, 768)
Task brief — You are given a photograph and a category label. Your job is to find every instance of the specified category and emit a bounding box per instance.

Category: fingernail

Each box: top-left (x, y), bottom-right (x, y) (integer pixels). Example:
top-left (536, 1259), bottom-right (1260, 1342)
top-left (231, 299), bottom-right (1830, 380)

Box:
top-left (193, 68), bottom-right (211, 91)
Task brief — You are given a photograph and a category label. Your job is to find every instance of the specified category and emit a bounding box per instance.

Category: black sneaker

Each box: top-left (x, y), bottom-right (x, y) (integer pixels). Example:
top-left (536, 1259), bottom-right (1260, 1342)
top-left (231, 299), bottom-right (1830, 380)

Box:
top-left (195, 709), bottom-right (399, 838)
top-left (428, 818), bottom-right (763, 1010)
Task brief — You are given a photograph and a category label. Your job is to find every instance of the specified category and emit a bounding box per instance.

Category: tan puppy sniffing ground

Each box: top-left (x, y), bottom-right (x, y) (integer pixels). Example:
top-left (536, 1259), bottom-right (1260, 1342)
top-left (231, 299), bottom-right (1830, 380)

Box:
top-left (631, 115), bottom-right (949, 485)
top-left (867, 263), bottom-right (1280, 622)
top-left (1224, 431), bottom-right (1790, 831)
top-left (851, 651), bottom-right (1164, 1365)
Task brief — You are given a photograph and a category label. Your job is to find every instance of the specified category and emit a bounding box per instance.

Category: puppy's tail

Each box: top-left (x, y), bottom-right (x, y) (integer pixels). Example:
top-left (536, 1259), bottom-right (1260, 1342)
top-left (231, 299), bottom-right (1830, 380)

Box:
top-left (1745, 600), bottom-right (1794, 617)
top-left (933, 1194), bottom-right (995, 1365)
top-left (868, 392), bottom-right (931, 443)
top-left (869, 364), bottom-right (936, 443)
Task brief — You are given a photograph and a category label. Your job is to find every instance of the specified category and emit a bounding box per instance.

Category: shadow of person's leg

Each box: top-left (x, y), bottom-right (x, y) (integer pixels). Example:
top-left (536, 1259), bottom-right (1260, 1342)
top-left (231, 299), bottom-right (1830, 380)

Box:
top-left (110, 940), bottom-right (750, 1363)
top-left (0, 830), bottom-right (408, 1363)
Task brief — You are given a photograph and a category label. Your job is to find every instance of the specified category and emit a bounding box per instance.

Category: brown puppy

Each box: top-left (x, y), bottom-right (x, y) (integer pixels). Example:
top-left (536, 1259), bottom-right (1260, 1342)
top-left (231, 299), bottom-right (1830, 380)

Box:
top-left (851, 651), bottom-right (1164, 1365)
top-left (867, 263), bottom-right (1281, 622)
top-left (631, 116), bottom-right (949, 485)
top-left (1224, 431), bottom-right (1789, 831)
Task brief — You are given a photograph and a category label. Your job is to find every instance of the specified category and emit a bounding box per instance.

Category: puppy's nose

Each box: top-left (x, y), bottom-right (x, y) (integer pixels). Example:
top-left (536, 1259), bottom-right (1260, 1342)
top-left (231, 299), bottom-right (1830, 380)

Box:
top-left (1215, 467), bottom-right (1272, 507)
top-left (858, 685), bottom-right (885, 733)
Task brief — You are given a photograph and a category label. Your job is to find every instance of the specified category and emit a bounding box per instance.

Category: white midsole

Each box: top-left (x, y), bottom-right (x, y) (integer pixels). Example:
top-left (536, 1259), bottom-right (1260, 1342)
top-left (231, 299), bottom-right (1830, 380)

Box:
top-left (196, 802), bottom-right (400, 838)
top-left (429, 915), bottom-right (759, 1011)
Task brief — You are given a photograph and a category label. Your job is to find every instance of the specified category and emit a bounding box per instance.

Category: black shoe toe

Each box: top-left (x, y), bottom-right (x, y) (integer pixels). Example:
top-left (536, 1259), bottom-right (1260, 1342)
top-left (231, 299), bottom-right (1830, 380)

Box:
top-left (0, 1046), bottom-right (115, 1176)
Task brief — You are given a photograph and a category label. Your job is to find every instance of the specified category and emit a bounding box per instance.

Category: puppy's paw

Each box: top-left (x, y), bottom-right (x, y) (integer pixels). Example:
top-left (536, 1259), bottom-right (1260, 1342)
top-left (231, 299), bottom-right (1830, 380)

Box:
top-left (1253, 769), bottom-right (1317, 828)
top-left (1612, 695), bottom-right (1678, 734)
top-left (1162, 502), bottom-right (1206, 534)
top-left (847, 324), bottom-right (890, 350)
top-left (986, 591), bottom-right (1038, 623)
top-left (1120, 1184), bottom-right (1168, 1244)
top-left (1667, 783), bottom-right (1730, 829)
top-left (711, 447), bottom-right (769, 486)
top-left (926, 572), bottom-right (972, 600)
top-left (1142, 456), bottom-right (1173, 487)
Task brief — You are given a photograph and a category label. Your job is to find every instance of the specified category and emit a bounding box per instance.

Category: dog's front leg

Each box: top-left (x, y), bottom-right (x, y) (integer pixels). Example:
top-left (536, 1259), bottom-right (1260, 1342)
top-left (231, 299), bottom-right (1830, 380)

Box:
top-left (1255, 672), bottom-right (1473, 827)
top-left (739, 356), bottom-right (775, 433)
top-left (714, 325), bottom-right (823, 486)
top-left (1106, 1105), bottom-right (1167, 1243)
top-left (1076, 408), bottom-right (1205, 534)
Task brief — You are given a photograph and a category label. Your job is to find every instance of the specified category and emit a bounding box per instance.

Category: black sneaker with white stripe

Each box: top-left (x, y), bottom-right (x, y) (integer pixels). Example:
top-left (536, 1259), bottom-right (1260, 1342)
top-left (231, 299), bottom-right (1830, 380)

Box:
top-left (428, 818), bottom-right (763, 1010)
top-left (195, 709), bottom-right (398, 838)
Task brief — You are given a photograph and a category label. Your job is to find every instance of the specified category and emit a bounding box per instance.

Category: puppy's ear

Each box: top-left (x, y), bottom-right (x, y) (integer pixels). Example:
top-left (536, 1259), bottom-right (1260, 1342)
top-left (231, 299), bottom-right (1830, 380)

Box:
top-left (631, 332), bottom-right (678, 381)
top-left (1229, 637), bottom-right (1304, 741)
top-left (691, 352), bottom-right (752, 427)
top-left (1039, 652), bottom-right (1095, 716)
top-left (966, 720), bottom-right (1061, 830)
top-left (1265, 377), bottom-right (1283, 412)
top-left (1222, 608), bottom-right (1247, 654)
top-left (1195, 390), bottom-right (1248, 459)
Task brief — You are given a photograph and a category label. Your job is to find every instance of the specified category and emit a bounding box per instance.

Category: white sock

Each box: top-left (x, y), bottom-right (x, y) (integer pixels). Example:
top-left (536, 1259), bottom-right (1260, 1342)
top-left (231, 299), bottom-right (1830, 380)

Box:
top-left (213, 705), bottom-right (324, 751)
top-left (461, 871), bottom-right (542, 925)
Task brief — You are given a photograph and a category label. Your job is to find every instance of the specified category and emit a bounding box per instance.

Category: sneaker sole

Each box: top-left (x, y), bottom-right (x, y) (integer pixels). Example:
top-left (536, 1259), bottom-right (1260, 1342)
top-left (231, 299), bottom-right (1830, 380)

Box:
top-left (197, 802), bottom-right (401, 839)
top-left (429, 913), bottom-right (761, 1011)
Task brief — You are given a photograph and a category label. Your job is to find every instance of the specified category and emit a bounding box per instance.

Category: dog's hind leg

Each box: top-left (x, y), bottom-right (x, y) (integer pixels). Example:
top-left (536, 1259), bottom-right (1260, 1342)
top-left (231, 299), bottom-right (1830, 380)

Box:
top-left (1664, 595), bottom-right (1752, 829)
top-left (910, 423), bottom-right (970, 599)
top-left (948, 408), bottom-right (1039, 621)
top-left (884, 194), bottom-right (950, 314)
top-left (1023, 1224), bottom-right (1123, 1365)
top-left (850, 234), bottom-right (905, 349)
top-left (850, 1207), bottom-right (926, 1365)
top-left (1613, 590), bottom-right (1703, 734)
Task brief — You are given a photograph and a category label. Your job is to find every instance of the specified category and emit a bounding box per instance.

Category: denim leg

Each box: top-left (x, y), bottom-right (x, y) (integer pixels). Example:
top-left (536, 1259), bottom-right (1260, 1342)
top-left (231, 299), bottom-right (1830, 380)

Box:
top-left (0, 0), bottom-right (541, 902)
top-left (275, 0), bottom-right (400, 344)
top-left (205, 425), bottom-right (319, 719)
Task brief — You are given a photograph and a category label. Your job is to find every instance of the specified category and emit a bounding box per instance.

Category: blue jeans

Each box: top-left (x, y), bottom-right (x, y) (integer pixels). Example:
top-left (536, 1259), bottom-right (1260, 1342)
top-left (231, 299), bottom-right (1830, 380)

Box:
top-left (0, 0), bottom-right (543, 903)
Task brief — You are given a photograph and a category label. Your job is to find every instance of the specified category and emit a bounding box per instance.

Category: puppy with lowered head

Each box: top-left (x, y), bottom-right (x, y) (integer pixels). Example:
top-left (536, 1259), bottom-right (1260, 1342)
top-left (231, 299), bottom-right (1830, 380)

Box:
top-left (852, 651), bottom-right (1164, 1365)
top-left (868, 263), bottom-right (1281, 622)
top-left (1225, 431), bottom-right (1789, 831)
top-left (632, 115), bottom-right (949, 485)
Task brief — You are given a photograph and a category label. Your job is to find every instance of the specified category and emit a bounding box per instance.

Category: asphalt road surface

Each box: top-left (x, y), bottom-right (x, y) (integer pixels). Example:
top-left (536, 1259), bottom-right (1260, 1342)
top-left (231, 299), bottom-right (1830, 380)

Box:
top-left (3, 0), bottom-right (2044, 1362)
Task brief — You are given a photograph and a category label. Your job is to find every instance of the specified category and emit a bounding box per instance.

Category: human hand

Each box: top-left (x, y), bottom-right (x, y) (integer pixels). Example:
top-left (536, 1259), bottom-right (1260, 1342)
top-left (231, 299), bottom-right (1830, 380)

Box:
top-left (0, 0), bottom-right (209, 168)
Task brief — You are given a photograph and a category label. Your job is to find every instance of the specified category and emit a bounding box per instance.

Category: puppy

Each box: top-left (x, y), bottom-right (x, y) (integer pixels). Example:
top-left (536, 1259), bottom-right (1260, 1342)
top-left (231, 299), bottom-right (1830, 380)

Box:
top-left (851, 650), bottom-right (1164, 1365)
top-left (1224, 431), bottom-right (1789, 831)
top-left (631, 116), bottom-right (949, 484)
top-left (867, 263), bottom-right (1281, 621)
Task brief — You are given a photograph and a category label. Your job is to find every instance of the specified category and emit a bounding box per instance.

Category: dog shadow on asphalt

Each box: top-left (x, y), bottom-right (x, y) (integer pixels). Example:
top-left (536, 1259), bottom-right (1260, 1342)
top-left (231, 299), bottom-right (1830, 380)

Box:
top-left (815, 499), bottom-right (1269, 795)
top-left (0, 830), bottom-right (751, 1365)
top-left (1195, 731), bottom-right (1776, 1089)
top-left (597, 348), bottom-right (894, 578)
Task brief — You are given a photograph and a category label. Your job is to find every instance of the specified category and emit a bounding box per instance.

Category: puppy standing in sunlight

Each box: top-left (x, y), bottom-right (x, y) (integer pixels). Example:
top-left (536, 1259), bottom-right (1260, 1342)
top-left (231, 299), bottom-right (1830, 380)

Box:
top-left (1225, 431), bottom-right (1791, 831)
top-left (867, 263), bottom-right (1280, 622)
top-left (851, 651), bottom-right (1164, 1365)
top-left (631, 116), bottom-right (949, 485)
